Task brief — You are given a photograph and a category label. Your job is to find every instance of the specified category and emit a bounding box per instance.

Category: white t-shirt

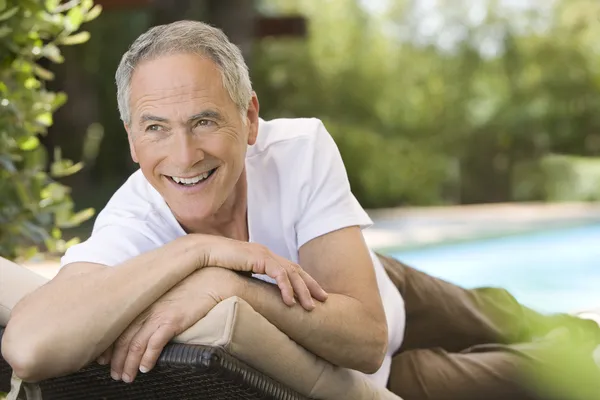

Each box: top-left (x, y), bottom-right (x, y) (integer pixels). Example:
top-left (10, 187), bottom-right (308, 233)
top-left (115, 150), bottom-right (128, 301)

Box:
top-left (61, 117), bottom-right (406, 387)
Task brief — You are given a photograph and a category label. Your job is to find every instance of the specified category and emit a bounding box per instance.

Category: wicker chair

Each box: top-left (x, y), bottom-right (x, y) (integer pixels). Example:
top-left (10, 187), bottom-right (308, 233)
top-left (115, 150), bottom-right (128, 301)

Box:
top-left (0, 327), bottom-right (309, 400)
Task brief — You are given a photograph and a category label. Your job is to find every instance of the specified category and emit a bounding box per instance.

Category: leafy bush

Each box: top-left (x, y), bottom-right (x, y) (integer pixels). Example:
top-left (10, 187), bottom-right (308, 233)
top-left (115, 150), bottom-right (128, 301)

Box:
top-left (322, 119), bottom-right (451, 208)
top-left (513, 155), bottom-right (600, 202)
top-left (0, 0), bottom-right (101, 261)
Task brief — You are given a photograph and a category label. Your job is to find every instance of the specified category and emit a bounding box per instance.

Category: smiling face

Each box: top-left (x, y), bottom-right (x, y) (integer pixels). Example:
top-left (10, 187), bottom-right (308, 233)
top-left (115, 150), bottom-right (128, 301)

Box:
top-left (125, 53), bottom-right (259, 230)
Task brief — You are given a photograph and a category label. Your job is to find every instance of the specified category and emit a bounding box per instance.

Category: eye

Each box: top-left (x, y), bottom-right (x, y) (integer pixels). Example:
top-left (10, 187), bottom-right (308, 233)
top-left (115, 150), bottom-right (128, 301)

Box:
top-left (146, 124), bottom-right (163, 132)
top-left (195, 119), bottom-right (215, 128)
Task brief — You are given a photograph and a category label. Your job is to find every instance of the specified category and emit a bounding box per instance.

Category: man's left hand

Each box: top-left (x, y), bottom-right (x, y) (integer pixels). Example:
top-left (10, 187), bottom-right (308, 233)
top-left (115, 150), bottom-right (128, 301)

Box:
top-left (100, 267), bottom-right (245, 383)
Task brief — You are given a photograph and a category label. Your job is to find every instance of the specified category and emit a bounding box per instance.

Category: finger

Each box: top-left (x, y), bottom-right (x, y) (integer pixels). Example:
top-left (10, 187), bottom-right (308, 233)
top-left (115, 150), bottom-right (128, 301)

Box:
top-left (299, 269), bottom-right (329, 302)
top-left (120, 323), bottom-right (158, 383)
top-left (139, 324), bottom-right (178, 374)
top-left (111, 320), bottom-right (144, 381)
top-left (97, 344), bottom-right (113, 366)
top-left (270, 261), bottom-right (296, 306)
top-left (286, 264), bottom-right (315, 311)
top-left (271, 253), bottom-right (327, 303)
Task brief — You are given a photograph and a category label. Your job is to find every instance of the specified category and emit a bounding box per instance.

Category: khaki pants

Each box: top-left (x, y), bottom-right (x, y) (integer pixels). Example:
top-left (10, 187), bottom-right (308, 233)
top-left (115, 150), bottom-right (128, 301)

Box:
top-left (377, 253), bottom-right (600, 400)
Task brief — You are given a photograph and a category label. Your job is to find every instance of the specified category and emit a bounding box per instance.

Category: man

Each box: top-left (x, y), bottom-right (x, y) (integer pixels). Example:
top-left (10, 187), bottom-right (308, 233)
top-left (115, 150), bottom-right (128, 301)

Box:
top-left (2, 20), bottom-right (599, 400)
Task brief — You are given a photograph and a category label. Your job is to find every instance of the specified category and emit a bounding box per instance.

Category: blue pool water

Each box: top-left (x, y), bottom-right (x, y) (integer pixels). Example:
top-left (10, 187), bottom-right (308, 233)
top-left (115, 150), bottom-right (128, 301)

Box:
top-left (390, 223), bottom-right (600, 314)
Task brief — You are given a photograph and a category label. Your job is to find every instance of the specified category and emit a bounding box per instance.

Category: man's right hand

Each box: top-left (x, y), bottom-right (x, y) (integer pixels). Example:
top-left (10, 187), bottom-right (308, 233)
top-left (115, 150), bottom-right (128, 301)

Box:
top-left (100, 266), bottom-right (244, 383)
top-left (199, 234), bottom-right (328, 311)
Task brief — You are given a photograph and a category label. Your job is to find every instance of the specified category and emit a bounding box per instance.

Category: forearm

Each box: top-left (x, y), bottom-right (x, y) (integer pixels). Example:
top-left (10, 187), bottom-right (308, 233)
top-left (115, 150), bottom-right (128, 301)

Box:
top-left (240, 277), bottom-right (388, 374)
top-left (3, 234), bottom-right (210, 379)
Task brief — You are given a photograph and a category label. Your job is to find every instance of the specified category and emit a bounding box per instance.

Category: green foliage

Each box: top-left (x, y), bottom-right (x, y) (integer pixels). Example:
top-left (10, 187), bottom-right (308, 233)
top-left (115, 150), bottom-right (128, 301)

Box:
top-left (521, 324), bottom-right (600, 400)
top-left (514, 154), bottom-right (600, 202)
top-left (0, 0), bottom-right (100, 261)
top-left (254, 0), bottom-right (600, 207)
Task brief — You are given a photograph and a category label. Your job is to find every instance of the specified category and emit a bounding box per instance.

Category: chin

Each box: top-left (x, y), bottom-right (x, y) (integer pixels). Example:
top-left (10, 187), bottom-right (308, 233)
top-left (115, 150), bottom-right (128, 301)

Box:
top-left (175, 203), bottom-right (218, 226)
top-left (178, 205), bottom-right (214, 220)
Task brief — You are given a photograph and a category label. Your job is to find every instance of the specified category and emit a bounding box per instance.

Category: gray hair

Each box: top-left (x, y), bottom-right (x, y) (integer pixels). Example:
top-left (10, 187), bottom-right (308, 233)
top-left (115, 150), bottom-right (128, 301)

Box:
top-left (115, 20), bottom-right (252, 125)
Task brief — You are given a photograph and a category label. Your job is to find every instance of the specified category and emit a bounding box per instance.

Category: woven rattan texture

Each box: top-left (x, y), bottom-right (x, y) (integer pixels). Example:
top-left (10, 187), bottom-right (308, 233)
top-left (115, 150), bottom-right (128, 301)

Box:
top-left (0, 327), bottom-right (309, 400)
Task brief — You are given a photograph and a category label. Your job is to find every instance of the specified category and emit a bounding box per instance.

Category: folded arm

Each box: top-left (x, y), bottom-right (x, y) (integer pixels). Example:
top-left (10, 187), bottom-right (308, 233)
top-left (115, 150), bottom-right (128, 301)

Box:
top-left (1, 234), bottom-right (211, 381)
top-left (2, 232), bottom-right (326, 382)
top-left (109, 225), bottom-right (387, 382)
top-left (241, 226), bottom-right (388, 374)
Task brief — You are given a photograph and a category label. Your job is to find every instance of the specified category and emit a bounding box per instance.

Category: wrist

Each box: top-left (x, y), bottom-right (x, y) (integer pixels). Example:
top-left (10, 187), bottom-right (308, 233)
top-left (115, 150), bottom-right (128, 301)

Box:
top-left (181, 233), bottom-right (212, 270)
top-left (195, 266), bottom-right (249, 301)
top-left (231, 271), bottom-right (250, 300)
top-left (234, 274), bottom-right (262, 309)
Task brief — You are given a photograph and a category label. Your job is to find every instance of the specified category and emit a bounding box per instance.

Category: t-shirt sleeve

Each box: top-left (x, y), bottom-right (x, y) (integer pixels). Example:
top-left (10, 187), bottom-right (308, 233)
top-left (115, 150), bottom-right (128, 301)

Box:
top-left (60, 213), bottom-right (164, 268)
top-left (295, 121), bottom-right (373, 248)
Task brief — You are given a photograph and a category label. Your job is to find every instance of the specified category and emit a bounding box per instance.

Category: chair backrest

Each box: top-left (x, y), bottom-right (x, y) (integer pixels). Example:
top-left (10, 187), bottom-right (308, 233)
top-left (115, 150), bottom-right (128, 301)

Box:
top-left (0, 327), bottom-right (309, 400)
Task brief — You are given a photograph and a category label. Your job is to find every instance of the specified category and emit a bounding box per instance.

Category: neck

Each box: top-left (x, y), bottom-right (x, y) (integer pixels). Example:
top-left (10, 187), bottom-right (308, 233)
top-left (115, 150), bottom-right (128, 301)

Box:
top-left (183, 169), bottom-right (249, 242)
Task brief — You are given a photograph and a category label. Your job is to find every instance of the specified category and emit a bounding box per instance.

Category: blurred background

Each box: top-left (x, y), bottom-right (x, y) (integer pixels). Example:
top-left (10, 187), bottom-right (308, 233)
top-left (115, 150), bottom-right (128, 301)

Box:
top-left (1, 2), bottom-right (600, 397)
top-left (47, 0), bottom-right (600, 210)
top-left (1, 0), bottom-right (600, 313)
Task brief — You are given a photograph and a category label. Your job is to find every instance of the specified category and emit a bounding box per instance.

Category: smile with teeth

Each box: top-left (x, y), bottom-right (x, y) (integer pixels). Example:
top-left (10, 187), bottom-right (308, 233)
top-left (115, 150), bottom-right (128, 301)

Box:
top-left (169, 168), bottom-right (216, 186)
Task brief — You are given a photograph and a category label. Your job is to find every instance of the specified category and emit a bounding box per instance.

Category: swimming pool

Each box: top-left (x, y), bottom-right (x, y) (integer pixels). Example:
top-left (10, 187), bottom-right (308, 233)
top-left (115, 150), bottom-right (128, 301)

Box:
top-left (390, 223), bottom-right (600, 314)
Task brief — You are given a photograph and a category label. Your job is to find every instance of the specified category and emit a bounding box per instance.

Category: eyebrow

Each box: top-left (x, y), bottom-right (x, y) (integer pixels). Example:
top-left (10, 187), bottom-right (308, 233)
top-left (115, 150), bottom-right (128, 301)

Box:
top-left (188, 110), bottom-right (224, 123)
top-left (139, 110), bottom-right (224, 125)
top-left (139, 114), bottom-right (168, 124)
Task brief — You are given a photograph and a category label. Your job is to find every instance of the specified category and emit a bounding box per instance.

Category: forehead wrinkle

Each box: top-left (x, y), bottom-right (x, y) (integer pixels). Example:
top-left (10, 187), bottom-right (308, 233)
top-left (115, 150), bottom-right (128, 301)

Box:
top-left (129, 57), bottom-right (238, 123)
top-left (133, 84), bottom-right (231, 112)
top-left (134, 92), bottom-right (220, 121)
top-left (136, 87), bottom-right (214, 104)
top-left (131, 72), bottom-right (230, 102)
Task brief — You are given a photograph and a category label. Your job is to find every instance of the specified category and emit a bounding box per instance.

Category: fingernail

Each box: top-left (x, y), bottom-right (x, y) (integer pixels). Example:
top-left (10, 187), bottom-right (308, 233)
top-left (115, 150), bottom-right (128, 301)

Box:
top-left (97, 357), bottom-right (106, 365)
top-left (110, 370), bottom-right (120, 381)
top-left (122, 373), bottom-right (132, 383)
top-left (139, 365), bottom-right (149, 374)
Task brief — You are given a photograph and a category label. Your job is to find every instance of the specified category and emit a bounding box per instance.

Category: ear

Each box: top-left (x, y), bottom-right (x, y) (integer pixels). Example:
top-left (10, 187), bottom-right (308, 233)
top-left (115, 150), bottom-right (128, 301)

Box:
top-left (124, 123), bottom-right (139, 163)
top-left (246, 92), bottom-right (260, 146)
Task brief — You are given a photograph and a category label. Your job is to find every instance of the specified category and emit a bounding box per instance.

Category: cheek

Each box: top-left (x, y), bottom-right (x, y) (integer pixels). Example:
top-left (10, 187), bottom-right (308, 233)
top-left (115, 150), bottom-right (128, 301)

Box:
top-left (204, 134), bottom-right (245, 161)
top-left (133, 140), bottom-right (164, 172)
top-left (223, 143), bottom-right (246, 172)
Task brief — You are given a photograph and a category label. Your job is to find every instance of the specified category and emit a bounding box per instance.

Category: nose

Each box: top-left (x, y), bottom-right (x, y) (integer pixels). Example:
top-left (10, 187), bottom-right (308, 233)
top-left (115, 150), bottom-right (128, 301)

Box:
top-left (170, 131), bottom-right (204, 170)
